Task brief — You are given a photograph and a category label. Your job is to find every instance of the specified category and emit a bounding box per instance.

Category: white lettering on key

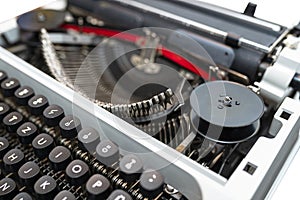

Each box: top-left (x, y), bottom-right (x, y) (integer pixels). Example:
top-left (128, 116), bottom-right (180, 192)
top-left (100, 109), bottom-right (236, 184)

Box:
top-left (101, 145), bottom-right (111, 153)
top-left (55, 152), bottom-right (63, 159)
top-left (72, 164), bottom-right (82, 174)
top-left (22, 126), bottom-right (32, 134)
top-left (33, 98), bottom-right (43, 105)
top-left (8, 115), bottom-right (18, 122)
top-left (18, 89), bottom-right (29, 96)
top-left (37, 138), bottom-right (47, 146)
top-left (48, 109), bottom-right (58, 115)
top-left (64, 120), bottom-right (73, 127)
top-left (5, 80), bottom-right (15, 87)
top-left (0, 182), bottom-right (10, 192)
top-left (8, 153), bottom-right (18, 162)
top-left (24, 168), bottom-right (33, 174)
top-left (125, 159), bottom-right (136, 170)
top-left (92, 180), bottom-right (102, 188)
top-left (40, 180), bottom-right (50, 190)
top-left (82, 132), bottom-right (92, 140)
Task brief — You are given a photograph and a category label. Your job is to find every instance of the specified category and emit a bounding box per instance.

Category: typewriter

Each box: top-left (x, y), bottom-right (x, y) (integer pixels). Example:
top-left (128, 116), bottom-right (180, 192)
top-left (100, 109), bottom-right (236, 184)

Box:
top-left (0, 0), bottom-right (299, 199)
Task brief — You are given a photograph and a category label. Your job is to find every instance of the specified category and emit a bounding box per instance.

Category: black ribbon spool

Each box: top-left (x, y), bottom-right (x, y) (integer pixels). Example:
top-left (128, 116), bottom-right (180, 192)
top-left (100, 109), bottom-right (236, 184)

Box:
top-left (190, 81), bottom-right (264, 144)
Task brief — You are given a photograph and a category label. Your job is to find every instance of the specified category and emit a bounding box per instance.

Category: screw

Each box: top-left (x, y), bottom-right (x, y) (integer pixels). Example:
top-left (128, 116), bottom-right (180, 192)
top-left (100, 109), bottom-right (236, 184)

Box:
top-left (223, 96), bottom-right (232, 106)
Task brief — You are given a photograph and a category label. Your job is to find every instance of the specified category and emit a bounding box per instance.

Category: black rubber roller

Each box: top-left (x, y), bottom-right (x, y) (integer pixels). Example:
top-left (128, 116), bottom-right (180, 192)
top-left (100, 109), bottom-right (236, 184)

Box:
top-left (190, 81), bottom-right (264, 143)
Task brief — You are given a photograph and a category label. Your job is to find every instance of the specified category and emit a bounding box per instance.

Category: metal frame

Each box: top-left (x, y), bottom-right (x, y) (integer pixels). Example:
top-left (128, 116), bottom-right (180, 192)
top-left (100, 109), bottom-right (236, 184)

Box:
top-left (0, 47), bottom-right (300, 199)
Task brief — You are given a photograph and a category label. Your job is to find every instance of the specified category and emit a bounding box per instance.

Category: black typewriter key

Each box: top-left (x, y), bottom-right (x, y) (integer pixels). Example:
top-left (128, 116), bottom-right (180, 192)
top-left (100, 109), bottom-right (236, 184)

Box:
top-left (14, 86), bottom-right (34, 106)
top-left (18, 161), bottom-right (40, 185)
top-left (139, 169), bottom-right (164, 198)
top-left (86, 174), bottom-right (111, 199)
top-left (28, 95), bottom-right (49, 116)
top-left (107, 190), bottom-right (133, 200)
top-left (0, 137), bottom-right (9, 158)
top-left (66, 159), bottom-right (90, 186)
top-left (96, 140), bottom-right (119, 166)
top-left (3, 111), bottom-right (23, 132)
top-left (16, 122), bottom-right (38, 144)
top-left (78, 128), bottom-right (100, 152)
top-left (1, 78), bottom-right (20, 97)
top-left (59, 115), bottom-right (82, 139)
top-left (43, 105), bottom-right (64, 127)
top-left (32, 133), bottom-right (55, 159)
top-left (3, 148), bottom-right (25, 172)
top-left (13, 192), bottom-right (33, 200)
top-left (0, 70), bottom-right (7, 83)
top-left (49, 146), bottom-right (72, 171)
top-left (34, 175), bottom-right (58, 199)
top-left (0, 177), bottom-right (17, 198)
top-left (54, 190), bottom-right (76, 200)
top-left (0, 102), bottom-right (10, 121)
top-left (119, 154), bottom-right (143, 183)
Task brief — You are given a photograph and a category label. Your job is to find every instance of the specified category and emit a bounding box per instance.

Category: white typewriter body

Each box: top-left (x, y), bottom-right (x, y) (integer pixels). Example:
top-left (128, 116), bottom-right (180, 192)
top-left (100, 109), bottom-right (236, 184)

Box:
top-left (0, 1), bottom-right (300, 199)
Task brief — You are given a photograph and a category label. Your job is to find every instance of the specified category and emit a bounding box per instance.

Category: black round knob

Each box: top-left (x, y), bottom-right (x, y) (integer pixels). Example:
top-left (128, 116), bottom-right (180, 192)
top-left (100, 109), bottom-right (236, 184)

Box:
top-left (59, 115), bottom-right (81, 139)
top-left (86, 174), bottom-right (111, 199)
top-left (66, 160), bottom-right (90, 186)
top-left (43, 105), bottom-right (65, 127)
top-left (139, 169), bottom-right (164, 199)
top-left (1, 78), bottom-right (20, 97)
top-left (14, 86), bottom-right (34, 106)
top-left (119, 154), bottom-right (143, 183)
top-left (190, 81), bottom-right (264, 143)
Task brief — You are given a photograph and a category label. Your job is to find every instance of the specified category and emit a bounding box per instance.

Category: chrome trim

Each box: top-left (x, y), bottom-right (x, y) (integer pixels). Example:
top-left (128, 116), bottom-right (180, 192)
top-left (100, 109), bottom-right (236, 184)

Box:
top-left (176, 0), bottom-right (283, 32)
top-left (115, 0), bottom-right (286, 53)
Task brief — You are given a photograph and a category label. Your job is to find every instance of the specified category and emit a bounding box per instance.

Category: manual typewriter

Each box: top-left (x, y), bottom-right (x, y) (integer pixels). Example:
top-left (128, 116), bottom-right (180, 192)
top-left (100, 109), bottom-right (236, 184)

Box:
top-left (0, 0), bottom-right (299, 199)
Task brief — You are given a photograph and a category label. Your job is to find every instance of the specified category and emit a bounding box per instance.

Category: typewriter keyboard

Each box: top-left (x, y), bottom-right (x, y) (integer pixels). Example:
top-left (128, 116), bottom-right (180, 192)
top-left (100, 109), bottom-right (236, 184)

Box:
top-left (0, 69), bottom-right (179, 199)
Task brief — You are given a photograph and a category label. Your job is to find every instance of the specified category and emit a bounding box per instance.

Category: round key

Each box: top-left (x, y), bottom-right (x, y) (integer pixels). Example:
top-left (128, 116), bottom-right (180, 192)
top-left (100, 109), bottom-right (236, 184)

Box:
top-left (86, 174), bottom-right (111, 199)
top-left (66, 159), bottom-right (90, 186)
top-left (14, 86), bottom-right (34, 106)
top-left (32, 133), bottom-right (55, 159)
top-left (28, 95), bottom-right (49, 116)
top-left (49, 146), bottom-right (72, 171)
top-left (16, 122), bottom-right (38, 144)
top-left (96, 140), bottom-right (119, 167)
top-left (78, 128), bottom-right (100, 152)
top-left (119, 154), bottom-right (143, 183)
top-left (59, 115), bottom-right (82, 139)
top-left (18, 161), bottom-right (40, 185)
top-left (34, 175), bottom-right (57, 199)
top-left (0, 137), bottom-right (9, 158)
top-left (13, 192), bottom-right (33, 200)
top-left (0, 102), bottom-right (10, 121)
top-left (3, 111), bottom-right (23, 132)
top-left (3, 148), bottom-right (25, 172)
top-left (43, 105), bottom-right (64, 127)
top-left (54, 190), bottom-right (76, 200)
top-left (0, 178), bottom-right (17, 198)
top-left (107, 190), bottom-right (133, 200)
top-left (1, 78), bottom-right (20, 97)
top-left (139, 169), bottom-right (164, 198)
top-left (0, 70), bottom-right (7, 83)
